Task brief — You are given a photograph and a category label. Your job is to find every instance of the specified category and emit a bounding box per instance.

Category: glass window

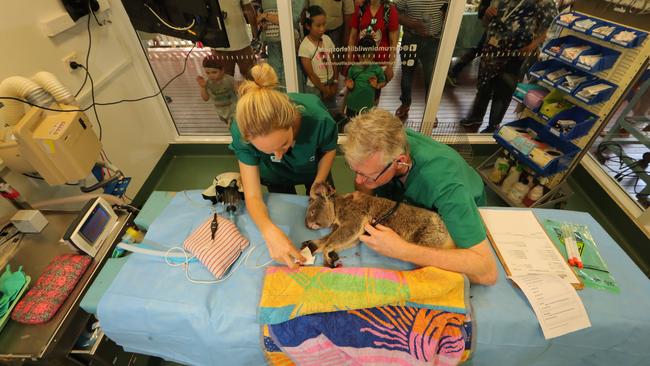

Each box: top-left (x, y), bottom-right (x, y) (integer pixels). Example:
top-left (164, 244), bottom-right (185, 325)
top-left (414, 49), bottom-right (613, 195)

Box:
top-left (591, 67), bottom-right (650, 209)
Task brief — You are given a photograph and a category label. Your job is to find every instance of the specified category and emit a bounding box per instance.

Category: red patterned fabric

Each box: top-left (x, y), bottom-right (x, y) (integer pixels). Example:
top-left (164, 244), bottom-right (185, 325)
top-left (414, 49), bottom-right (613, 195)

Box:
top-left (12, 254), bottom-right (91, 324)
top-left (183, 215), bottom-right (249, 279)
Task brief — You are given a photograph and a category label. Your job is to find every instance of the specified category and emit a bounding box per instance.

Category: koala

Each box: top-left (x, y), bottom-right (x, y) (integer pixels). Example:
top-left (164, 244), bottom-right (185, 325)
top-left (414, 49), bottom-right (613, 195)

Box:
top-left (303, 182), bottom-right (454, 267)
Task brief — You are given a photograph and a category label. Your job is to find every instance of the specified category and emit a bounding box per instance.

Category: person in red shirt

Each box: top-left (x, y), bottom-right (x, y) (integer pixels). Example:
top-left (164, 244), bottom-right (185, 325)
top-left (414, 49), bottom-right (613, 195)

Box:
top-left (347, 0), bottom-right (399, 98)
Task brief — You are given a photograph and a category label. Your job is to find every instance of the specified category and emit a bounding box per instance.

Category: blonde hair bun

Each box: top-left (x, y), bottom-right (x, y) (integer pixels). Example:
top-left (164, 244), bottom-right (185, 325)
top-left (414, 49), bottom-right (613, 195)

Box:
top-left (235, 63), bottom-right (298, 140)
top-left (238, 63), bottom-right (279, 96)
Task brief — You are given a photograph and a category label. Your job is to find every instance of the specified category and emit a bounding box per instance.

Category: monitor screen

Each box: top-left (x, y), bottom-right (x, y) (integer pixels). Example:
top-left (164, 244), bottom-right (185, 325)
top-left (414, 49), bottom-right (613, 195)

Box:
top-left (79, 205), bottom-right (111, 245)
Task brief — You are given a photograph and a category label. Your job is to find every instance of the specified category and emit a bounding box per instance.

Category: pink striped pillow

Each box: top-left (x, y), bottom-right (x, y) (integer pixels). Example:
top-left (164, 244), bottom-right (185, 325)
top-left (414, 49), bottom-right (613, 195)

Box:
top-left (183, 215), bottom-right (249, 279)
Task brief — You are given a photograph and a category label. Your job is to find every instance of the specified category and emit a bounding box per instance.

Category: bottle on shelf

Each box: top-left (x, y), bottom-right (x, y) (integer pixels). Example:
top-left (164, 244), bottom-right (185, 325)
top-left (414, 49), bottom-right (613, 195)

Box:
top-left (501, 165), bottom-right (522, 193)
top-left (523, 181), bottom-right (545, 207)
top-left (507, 173), bottom-right (532, 204)
top-left (489, 153), bottom-right (511, 184)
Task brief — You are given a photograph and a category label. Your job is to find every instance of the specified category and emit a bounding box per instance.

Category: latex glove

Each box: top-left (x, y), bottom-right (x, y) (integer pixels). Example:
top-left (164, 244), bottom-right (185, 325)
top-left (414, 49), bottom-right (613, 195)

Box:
top-left (264, 225), bottom-right (305, 269)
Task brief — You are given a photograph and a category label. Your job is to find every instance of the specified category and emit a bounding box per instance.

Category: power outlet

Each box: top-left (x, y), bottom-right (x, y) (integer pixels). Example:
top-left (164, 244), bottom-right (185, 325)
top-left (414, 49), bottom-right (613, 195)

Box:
top-left (63, 52), bottom-right (79, 72)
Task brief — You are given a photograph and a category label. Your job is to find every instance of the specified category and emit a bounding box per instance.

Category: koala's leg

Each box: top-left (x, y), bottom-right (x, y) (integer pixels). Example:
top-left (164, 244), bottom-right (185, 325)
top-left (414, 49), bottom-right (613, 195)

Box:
top-left (320, 223), bottom-right (367, 267)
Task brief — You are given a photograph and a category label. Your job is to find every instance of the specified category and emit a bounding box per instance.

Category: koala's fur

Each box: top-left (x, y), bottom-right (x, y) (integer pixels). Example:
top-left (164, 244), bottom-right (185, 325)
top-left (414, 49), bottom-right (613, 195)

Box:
top-left (303, 182), bottom-right (453, 267)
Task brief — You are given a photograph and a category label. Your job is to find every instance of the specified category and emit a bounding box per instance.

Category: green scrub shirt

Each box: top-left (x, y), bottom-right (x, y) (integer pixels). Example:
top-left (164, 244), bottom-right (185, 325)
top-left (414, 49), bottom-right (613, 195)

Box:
top-left (376, 129), bottom-right (487, 248)
top-left (229, 93), bottom-right (338, 185)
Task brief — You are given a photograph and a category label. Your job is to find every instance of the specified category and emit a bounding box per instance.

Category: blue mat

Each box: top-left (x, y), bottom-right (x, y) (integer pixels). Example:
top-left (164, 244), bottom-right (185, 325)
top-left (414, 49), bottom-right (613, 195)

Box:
top-left (96, 191), bottom-right (650, 366)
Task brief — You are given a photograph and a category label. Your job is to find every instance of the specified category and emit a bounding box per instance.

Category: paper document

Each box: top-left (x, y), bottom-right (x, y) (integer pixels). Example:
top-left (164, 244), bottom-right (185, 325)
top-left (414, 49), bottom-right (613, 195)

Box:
top-left (479, 209), bottom-right (579, 285)
top-left (511, 274), bottom-right (591, 339)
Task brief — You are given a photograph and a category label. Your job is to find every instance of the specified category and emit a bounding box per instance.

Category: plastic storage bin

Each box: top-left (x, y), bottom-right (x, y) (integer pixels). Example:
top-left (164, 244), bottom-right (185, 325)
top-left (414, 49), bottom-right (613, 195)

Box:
top-left (609, 27), bottom-right (648, 48)
top-left (572, 79), bottom-right (617, 104)
top-left (574, 46), bottom-right (620, 72)
top-left (555, 12), bottom-right (583, 28)
top-left (493, 118), bottom-right (580, 176)
top-left (543, 36), bottom-right (583, 58)
top-left (571, 17), bottom-right (599, 34)
top-left (589, 22), bottom-right (618, 41)
top-left (555, 70), bottom-right (593, 94)
top-left (513, 83), bottom-right (547, 103)
top-left (547, 106), bottom-right (598, 140)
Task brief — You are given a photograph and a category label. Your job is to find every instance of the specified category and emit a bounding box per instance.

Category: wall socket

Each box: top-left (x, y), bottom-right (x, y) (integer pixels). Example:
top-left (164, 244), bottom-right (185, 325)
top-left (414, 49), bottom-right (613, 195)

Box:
top-left (63, 52), bottom-right (79, 71)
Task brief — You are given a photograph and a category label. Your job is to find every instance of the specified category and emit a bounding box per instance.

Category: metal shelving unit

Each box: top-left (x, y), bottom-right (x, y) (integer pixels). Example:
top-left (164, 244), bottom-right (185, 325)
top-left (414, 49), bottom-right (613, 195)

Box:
top-left (481, 5), bottom-right (650, 208)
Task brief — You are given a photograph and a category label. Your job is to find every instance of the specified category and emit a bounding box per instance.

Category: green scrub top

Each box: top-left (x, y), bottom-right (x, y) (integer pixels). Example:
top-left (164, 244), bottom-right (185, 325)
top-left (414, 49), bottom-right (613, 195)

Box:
top-left (346, 64), bottom-right (386, 113)
top-left (376, 129), bottom-right (487, 248)
top-left (229, 93), bottom-right (338, 185)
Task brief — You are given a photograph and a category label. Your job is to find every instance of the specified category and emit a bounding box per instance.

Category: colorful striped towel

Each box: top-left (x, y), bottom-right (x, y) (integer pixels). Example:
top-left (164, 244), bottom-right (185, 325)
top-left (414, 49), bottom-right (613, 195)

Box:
top-left (259, 266), bottom-right (473, 365)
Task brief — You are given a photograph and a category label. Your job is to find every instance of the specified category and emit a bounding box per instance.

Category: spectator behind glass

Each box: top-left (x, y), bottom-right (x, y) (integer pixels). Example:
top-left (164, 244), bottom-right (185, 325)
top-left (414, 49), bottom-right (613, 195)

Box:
top-left (460, 0), bottom-right (558, 133)
top-left (347, 0), bottom-right (399, 103)
top-left (212, 0), bottom-right (259, 78)
top-left (196, 55), bottom-right (238, 126)
top-left (394, 0), bottom-right (447, 120)
top-left (344, 35), bottom-right (386, 123)
top-left (299, 6), bottom-right (339, 110)
top-left (308, 0), bottom-right (355, 49)
top-left (258, 0), bottom-right (307, 89)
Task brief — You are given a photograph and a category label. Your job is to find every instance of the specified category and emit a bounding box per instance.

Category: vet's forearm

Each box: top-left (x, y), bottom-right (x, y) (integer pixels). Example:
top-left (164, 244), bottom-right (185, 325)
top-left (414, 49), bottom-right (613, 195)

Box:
top-left (315, 150), bottom-right (336, 183)
top-left (400, 240), bottom-right (498, 285)
top-left (245, 195), bottom-right (276, 235)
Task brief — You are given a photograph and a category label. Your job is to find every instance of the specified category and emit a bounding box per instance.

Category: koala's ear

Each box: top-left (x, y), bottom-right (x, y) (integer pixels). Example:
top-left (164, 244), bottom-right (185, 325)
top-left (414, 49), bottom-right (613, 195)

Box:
top-left (312, 181), bottom-right (335, 197)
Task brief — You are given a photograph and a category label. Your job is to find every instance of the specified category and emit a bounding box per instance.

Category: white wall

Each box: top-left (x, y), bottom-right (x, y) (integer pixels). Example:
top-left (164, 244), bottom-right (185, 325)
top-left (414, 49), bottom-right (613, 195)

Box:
top-left (0, 0), bottom-right (175, 216)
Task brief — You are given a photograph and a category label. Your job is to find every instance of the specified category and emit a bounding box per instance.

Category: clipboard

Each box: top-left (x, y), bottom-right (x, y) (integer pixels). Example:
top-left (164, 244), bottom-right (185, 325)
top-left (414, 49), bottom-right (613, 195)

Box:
top-left (479, 208), bottom-right (584, 290)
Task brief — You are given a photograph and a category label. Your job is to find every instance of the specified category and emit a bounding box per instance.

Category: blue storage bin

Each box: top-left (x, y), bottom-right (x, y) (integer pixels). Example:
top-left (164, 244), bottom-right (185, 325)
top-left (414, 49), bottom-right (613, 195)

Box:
top-left (609, 27), bottom-right (648, 48)
top-left (589, 22), bottom-right (617, 41)
top-left (570, 17), bottom-right (599, 34)
top-left (572, 79), bottom-right (617, 105)
top-left (493, 118), bottom-right (580, 176)
top-left (542, 36), bottom-right (582, 58)
top-left (547, 106), bottom-right (598, 140)
top-left (558, 42), bottom-right (592, 64)
top-left (528, 60), bottom-right (566, 82)
top-left (555, 71), bottom-right (593, 94)
top-left (574, 46), bottom-right (620, 72)
top-left (555, 12), bottom-right (583, 28)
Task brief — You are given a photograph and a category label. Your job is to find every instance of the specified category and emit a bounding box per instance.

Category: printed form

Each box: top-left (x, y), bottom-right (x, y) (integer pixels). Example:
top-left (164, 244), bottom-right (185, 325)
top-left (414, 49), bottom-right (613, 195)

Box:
top-left (511, 274), bottom-right (591, 339)
top-left (479, 209), bottom-right (579, 284)
top-left (479, 209), bottom-right (591, 338)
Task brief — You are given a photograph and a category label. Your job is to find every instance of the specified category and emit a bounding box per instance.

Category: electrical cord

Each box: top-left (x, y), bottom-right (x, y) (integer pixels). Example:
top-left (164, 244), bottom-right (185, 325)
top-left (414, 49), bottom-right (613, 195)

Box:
top-left (595, 141), bottom-right (649, 194)
top-left (74, 3), bottom-right (93, 98)
top-left (0, 43), bottom-right (196, 114)
top-left (144, 3), bottom-right (196, 31)
top-left (73, 63), bottom-right (103, 140)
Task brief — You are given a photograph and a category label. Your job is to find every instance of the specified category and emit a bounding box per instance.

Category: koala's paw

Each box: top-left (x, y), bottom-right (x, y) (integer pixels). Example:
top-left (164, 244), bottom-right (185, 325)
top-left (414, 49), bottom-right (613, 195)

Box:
top-left (324, 251), bottom-right (340, 268)
top-left (300, 240), bottom-right (319, 254)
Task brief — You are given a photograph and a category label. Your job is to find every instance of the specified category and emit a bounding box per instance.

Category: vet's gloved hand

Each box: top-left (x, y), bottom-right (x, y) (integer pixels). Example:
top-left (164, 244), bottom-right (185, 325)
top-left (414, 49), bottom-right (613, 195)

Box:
top-left (264, 225), bottom-right (306, 269)
top-left (360, 224), bottom-right (409, 260)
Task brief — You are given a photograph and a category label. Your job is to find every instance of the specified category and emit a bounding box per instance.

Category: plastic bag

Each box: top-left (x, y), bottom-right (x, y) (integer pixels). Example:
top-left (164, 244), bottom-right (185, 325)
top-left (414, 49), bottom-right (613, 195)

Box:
top-left (543, 219), bottom-right (619, 293)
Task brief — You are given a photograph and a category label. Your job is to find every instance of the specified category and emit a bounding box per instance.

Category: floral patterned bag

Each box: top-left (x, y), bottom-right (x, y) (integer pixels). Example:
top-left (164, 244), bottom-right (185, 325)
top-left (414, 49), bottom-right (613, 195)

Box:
top-left (11, 254), bottom-right (91, 324)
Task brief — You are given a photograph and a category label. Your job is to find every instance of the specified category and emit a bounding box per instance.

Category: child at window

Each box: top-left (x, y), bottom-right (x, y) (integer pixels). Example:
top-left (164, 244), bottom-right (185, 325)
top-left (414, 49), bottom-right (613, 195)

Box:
top-left (196, 55), bottom-right (237, 126)
top-left (299, 5), bottom-right (338, 108)
top-left (344, 35), bottom-right (386, 120)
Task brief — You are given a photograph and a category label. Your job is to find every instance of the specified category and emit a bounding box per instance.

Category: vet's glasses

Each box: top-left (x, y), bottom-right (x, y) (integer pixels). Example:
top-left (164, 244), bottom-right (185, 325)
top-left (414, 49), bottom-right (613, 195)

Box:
top-left (350, 160), bottom-right (394, 183)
